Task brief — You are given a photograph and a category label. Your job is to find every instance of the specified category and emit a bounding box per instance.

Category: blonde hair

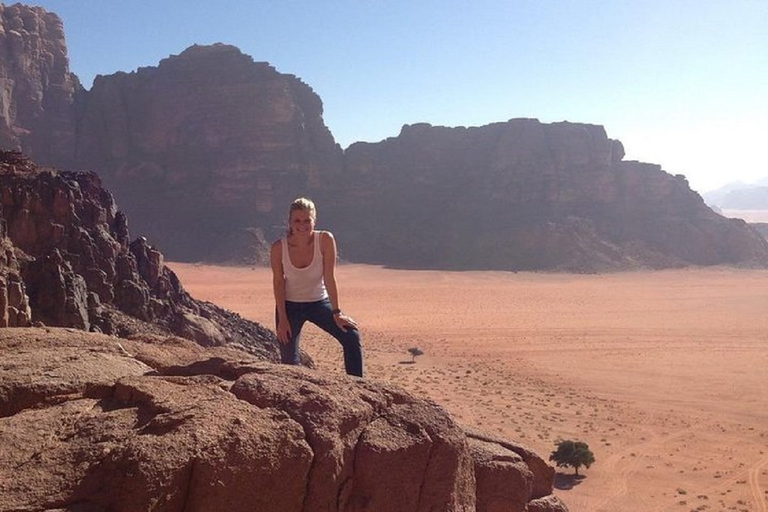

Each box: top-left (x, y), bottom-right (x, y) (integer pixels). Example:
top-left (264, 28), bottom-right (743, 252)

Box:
top-left (289, 197), bottom-right (316, 218)
top-left (287, 197), bottom-right (316, 235)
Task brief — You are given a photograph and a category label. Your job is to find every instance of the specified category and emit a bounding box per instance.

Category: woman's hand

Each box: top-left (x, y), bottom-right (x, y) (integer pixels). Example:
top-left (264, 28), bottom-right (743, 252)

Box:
top-left (334, 312), bottom-right (358, 332)
top-left (276, 319), bottom-right (292, 344)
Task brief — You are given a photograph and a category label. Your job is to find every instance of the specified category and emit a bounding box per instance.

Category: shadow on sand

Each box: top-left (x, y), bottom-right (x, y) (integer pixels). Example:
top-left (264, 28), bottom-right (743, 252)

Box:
top-left (554, 473), bottom-right (586, 490)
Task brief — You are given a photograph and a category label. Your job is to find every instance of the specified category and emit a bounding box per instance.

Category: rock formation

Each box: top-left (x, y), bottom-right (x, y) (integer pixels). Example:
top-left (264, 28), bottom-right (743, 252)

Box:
top-left (0, 150), bottom-right (277, 360)
top-left (0, 4), bottom-right (78, 165)
top-left (1, 3), bottom-right (764, 272)
top-left (327, 121), bottom-right (768, 271)
top-left (0, 329), bottom-right (569, 511)
top-left (73, 43), bottom-right (343, 263)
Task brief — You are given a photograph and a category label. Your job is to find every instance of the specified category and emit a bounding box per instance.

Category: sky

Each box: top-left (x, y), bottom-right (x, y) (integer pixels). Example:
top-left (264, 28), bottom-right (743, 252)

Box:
top-left (21, 0), bottom-right (768, 193)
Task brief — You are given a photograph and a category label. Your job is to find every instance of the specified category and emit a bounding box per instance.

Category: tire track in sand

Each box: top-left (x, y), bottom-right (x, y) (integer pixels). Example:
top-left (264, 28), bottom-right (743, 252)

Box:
top-left (590, 413), bottom-right (684, 511)
top-left (750, 455), bottom-right (768, 512)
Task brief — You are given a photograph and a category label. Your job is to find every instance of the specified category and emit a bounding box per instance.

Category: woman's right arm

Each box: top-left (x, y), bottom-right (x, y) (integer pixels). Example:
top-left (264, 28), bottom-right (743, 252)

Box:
top-left (270, 240), bottom-right (291, 344)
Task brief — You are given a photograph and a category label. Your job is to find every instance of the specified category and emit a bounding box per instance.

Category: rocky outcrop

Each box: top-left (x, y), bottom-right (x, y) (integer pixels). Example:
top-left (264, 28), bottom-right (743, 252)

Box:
top-left (0, 4), bottom-right (78, 165)
top-left (0, 328), bottom-right (568, 512)
top-left (73, 43), bottom-right (343, 263)
top-left (326, 120), bottom-right (768, 271)
top-left (0, 150), bottom-right (278, 360)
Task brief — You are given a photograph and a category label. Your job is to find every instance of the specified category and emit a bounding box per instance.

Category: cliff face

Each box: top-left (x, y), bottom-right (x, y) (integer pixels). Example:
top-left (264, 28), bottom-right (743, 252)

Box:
top-left (328, 120), bottom-right (768, 270)
top-left (73, 43), bottom-right (343, 262)
top-left (0, 4), bottom-right (78, 165)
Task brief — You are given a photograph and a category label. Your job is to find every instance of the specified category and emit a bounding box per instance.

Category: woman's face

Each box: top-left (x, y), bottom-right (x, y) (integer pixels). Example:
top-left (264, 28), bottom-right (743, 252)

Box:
top-left (289, 209), bottom-right (315, 236)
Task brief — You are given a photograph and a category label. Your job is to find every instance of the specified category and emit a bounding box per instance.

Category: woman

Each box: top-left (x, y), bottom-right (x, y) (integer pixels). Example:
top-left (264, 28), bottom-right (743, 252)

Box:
top-left (270, 197), bottom-right (363, 377)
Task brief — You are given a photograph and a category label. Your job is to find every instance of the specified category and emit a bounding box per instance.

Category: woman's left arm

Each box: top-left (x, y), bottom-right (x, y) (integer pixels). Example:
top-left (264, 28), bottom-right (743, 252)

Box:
top-left (321, 231), bottom-right (358, 331)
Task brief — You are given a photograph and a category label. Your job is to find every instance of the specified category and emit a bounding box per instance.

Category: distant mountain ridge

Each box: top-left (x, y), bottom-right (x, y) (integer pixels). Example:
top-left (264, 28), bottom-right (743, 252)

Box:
top-left (703, 180), bottom-right (768, 210)
top-left (2, 3), bottom-right (768, 270)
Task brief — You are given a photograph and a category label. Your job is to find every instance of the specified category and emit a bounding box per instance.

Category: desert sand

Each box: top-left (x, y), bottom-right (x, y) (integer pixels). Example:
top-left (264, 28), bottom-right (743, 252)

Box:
top-left (169, 262), bottom-right (768, 512)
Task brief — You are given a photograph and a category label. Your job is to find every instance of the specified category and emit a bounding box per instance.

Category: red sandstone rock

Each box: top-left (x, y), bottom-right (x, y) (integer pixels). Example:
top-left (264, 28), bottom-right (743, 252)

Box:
top-left (0, 328), bottom-right (567, 512)
top-left (231, 365), bottom-right (477, 511)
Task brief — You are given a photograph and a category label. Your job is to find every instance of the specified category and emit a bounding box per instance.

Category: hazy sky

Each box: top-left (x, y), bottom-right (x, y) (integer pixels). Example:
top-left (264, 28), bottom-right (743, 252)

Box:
top-left (24, 0), bottom-right (768, 192)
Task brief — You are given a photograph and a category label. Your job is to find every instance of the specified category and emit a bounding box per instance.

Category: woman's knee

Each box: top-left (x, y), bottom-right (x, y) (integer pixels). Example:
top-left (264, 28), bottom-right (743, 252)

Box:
top-left (340, 328), bottom-right (361, 347)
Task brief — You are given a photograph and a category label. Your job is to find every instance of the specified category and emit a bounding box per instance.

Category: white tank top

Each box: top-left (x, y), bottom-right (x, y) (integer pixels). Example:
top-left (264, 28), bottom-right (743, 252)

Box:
top-left (281, 232), bottom-right (328, 302)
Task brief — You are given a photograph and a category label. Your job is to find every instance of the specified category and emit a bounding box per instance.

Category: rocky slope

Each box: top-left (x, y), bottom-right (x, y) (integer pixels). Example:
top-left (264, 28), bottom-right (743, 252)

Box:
top-left (0, 150), bottom-right (277, 360)
top-left (326, 121), bottom-right (768, 270)
top-left (753, 223), bottom-right (768, 242)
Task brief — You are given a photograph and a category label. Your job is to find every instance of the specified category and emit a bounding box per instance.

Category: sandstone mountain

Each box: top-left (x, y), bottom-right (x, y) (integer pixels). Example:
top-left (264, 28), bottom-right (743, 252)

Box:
top-left (2, 3), bottom-right (766, 271)
top-left (326, 121), bottom-right (768, 271)
top-left (72, 43), bottom-right (343, 263)
top-left (0, 150), bottom-right (568, 510)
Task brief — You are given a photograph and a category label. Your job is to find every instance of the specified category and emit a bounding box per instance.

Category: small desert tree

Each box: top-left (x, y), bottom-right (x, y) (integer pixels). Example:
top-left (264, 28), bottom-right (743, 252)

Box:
top-left (549, 439), bottom-right (595, 476)
top-left (407, 347), bottom-right (424, 362)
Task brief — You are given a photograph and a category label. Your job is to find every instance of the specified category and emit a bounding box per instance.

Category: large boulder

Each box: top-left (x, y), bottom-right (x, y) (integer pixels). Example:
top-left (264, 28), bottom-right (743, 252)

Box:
top-left (0, 328), bottom-right (568, 512)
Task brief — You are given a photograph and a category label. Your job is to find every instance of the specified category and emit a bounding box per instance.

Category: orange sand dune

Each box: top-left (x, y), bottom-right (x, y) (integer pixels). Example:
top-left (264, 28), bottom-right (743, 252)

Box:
top-left (169, 263), bottom-right (768, 512)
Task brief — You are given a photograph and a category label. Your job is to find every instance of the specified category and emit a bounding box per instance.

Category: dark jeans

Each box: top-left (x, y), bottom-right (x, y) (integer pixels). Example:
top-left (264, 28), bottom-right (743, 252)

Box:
top-left (278, 298), bottom-right (363, 377)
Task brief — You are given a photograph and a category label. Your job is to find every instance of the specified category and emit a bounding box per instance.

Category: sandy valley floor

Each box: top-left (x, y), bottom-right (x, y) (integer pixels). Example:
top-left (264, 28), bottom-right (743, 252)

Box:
top-left (169, 263), bottom-right (768, 512)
